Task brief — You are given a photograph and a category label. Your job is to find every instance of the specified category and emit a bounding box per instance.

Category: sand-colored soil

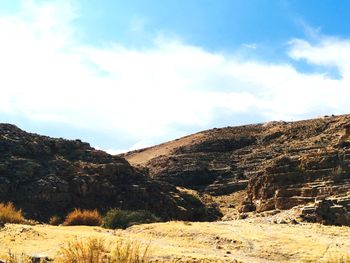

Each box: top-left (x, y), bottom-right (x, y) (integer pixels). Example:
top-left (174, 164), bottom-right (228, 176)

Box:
top-left (0, 219), bottom-right (349, 262)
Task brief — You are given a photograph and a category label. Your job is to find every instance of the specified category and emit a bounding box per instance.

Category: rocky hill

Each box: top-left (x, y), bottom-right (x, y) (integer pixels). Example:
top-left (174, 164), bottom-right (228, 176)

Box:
top-left (123, 114), bottom-right (350, 225)
top-left (2, 114), bottom-right (350, 225)
top-left (0, 124), bottom-right (220, 221)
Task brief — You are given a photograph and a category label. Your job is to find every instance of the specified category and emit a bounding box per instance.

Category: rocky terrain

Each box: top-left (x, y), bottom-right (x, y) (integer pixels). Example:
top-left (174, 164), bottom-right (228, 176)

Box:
top-left (1, 115), bottom-right (350, 262)
top-left (0, 124), bottom-right (220, 221)
top-left (123, 114), bottom-right (350, 225)
top-left (1, 114), bottom-right (350, 225)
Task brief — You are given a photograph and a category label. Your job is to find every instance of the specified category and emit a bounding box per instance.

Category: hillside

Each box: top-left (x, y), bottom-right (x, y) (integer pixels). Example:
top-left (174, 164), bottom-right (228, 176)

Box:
top-left (123, 114), bottom-right (350, 224)
top-left (1, 114), bottom-right (350, 225)
top-left (0, 116), bottom-right (350, 262)
top-left (0, 124), bottom-right (220, 222)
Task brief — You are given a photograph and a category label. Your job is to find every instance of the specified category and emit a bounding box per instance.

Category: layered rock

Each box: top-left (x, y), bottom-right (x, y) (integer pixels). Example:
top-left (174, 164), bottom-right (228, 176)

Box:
top-left (244, 147), bottom-right (350, 212)
top-left (124, 115), bottom-right (350, 216)
top-left (0, 124), bottom-right (220, 221)
top-left (300, 198), bottom-right (350, 226)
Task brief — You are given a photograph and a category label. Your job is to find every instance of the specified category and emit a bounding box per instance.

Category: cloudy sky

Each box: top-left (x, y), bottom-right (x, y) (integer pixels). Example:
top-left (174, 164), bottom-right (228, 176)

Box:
top-left (1, 0), bottom-right (350, 153)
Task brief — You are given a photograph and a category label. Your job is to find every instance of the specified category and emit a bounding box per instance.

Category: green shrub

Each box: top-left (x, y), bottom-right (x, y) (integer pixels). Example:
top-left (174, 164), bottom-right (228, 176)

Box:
top-left (102, 209), bottom-right (159, 229)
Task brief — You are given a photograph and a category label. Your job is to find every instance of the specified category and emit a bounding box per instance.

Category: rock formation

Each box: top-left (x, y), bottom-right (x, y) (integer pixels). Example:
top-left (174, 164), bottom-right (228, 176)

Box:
top-left (0, 124), bottom-right (220, 221)
top-left (124, 115), bottom-right (350, 225)
top-left (300, 198), bottom-right (350, 225)
top-left (2, 114), bottom-right (350, 226)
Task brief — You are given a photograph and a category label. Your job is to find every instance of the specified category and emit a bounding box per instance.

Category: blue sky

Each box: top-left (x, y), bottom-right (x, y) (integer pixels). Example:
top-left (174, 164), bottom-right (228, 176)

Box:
top-left (1, 0), bottom-right (350, 153)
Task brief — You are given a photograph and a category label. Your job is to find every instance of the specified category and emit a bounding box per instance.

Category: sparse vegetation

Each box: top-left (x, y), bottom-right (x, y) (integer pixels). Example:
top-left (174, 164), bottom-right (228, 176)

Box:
top-left (56, 237), bottom-right (150, 263)
top-left (56, 238), bottom-right (107, 263)
top-left (3, 251), bottom-right (32, 263)
top-left (63, 209), bottom-right (102, 226)
top-left (0, 202), bottom-right (26, 224)
top-left (49, 215), bottom-right (62, 226)
top-left (102, 209), bottom-right (159, 229)
top-left (110, 239), bottom-right (150, 263)
top-left (326, 254), bottom-right (350, 263)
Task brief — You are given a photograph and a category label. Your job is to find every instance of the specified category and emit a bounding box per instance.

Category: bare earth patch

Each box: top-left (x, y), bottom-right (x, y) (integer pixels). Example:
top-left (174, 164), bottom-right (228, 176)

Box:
top-left (0, 220), bottom-right (349, 262)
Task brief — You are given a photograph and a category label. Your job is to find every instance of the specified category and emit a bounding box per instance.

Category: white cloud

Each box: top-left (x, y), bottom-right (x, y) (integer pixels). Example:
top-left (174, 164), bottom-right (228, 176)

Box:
top-left (243, 43), bottom-right (257, 49)
top-left (0, 1), bottom-right (350, 150)
top-left (289, 38), bottom-right (350, 77)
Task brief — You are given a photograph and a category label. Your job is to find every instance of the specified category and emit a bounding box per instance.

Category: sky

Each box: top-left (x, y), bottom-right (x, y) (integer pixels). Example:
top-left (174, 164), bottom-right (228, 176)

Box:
top-left (1, 0), bottom-right (350, 153)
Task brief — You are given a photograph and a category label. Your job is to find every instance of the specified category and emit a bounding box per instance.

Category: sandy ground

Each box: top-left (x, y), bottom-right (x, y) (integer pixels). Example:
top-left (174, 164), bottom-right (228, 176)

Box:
top-left (0, 219), bottom-right (349, 262)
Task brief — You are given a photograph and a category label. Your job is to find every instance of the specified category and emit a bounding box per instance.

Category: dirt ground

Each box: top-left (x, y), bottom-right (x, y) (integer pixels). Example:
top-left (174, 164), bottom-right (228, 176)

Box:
top-left (0, 218), bottom-right (349, 262)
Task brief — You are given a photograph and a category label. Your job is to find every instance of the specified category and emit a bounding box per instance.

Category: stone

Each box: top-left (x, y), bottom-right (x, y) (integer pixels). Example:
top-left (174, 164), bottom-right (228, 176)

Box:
top-left (0, 124), bottom-right (221, 222)
top-left (124, 114), bottom-right (350, 217)
top-left (300, 199), bottom-right (350, 226)
top-left (301, 206), bottom-right (316, 215)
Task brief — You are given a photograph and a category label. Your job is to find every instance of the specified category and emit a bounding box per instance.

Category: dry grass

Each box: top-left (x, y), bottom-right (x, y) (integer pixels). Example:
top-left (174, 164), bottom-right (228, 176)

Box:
top-left (63, 209), bottom-right (102, 226)
top-left (3, 251), bottom-right (32, 263)
top-left (1, 250), bottom-right (49, 263)
top-left (49, 215), bottom-right (61, 226)
top-left (0, 220), bottom-right (349, 262)
top-left (0, 202), bottom-right (26, 224)
top-left (56, 238), bottom-right (107, 263)
top-left (56, 237), bottom-right (150, 263)
top-left (326, 254), bottom-right (350, 263)
top-left (111, 239), bottom-right (150, 263)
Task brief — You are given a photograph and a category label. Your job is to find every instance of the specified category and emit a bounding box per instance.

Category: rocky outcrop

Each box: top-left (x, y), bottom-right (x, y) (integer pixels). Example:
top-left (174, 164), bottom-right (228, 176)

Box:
top-left (300, 198), bottom-right (350, 226)
top-left (0, 124), bottom-right (221, 221)
top-left (5, 114), bottom-right (350, 225)
top-left (124, 115), bottom-right (350, 216)
top-left (244, 148), bottom-right (350, 212)
top-left (124, 125), bottom-right (265, 195)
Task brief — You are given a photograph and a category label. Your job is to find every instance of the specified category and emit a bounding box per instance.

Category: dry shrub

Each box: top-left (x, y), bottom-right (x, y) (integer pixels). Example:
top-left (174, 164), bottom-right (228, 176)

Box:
top-left (56, 238), bottom-right (107, 263)
top-left (63, 209), bottom-right (102, 226)
top-left (56, 237), bottom-right (150, 263)
top-left (0, 202), bottom-right (26, 224)
top-left (49, 215), bottom-right (62, 226)
top-left (111, 239), bottom-right (150, 263)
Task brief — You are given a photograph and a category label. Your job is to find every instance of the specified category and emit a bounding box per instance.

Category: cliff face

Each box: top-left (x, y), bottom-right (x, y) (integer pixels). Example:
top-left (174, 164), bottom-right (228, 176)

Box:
top-left (0, 124), bottom-right (220, 221)
top-left (124, 115), bottom-right (350, 219)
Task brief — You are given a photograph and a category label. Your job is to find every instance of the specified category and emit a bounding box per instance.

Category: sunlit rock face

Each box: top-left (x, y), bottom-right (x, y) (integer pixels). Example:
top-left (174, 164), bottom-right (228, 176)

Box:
top-left (124, 115), bottom-right (350, 222)
top-left (0, 124), bottom-right (221, 221)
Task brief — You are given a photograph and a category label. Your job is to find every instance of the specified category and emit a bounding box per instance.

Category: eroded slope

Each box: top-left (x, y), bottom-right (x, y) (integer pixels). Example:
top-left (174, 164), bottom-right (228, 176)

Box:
top-left (0, 124), bottom-right (220, 221)
top-left (124, 114), bottom-right (350, 221)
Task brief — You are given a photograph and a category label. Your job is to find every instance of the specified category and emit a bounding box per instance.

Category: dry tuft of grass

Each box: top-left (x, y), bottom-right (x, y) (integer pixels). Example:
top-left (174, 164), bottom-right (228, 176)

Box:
top-left (56, 237), bottom-right (150, 263)
top-left (63, 209), bottom-right (102, 226)
top-left (56, 238), bottom-right (107, 263)
top-left (1, 250), bottom-right (49, 263)
top-left (111, 239), bottom-right (150, 263)
top-left (326, 254), bottom-right (350, 263)
top-left (0, 202), bottom-right (26, 224)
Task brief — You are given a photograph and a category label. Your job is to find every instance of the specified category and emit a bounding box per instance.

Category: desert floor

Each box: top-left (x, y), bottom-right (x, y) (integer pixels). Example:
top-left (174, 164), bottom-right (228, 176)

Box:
top-left (0, 217), bottom-right (349, 263)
